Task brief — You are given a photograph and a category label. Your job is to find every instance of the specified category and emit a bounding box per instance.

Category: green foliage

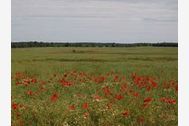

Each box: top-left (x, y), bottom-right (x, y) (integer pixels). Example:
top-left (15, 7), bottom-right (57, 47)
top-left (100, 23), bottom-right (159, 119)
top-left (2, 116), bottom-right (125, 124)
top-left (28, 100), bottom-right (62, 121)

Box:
top-left (11, 42), bottom-right (178, 48)
top-left (11, 47), bottom-right (178, 126)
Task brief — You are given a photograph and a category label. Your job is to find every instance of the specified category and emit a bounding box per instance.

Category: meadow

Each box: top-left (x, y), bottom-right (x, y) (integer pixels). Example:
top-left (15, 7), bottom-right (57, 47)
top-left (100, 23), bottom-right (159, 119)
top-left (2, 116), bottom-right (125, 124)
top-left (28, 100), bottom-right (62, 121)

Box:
top-left (11, 47), bottom-right (178, 126)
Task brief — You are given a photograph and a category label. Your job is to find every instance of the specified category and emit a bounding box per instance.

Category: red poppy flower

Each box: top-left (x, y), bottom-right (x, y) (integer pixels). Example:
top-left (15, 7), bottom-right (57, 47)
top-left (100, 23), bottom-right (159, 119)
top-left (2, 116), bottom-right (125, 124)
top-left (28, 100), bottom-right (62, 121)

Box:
top-left (146, 86), bottom-right (151, 91)
top-left (102, 86), bottom-right (111, 96)
top-left (31, 78), bottom-right (37, 83)
top-left (160, 97), bottom-right (177, 104)
top-left (59, 79), bottom-right (72, 87)
top-left (149, 79), bottom-right (158, 88)
top-left (16, 81), bottom-right (21, 86)
top-left (122, 110), bottom-right (129, 117)
top-left (82, 102), bottom-right (89, 109)
top-left (133, 92), bottom-right (139, 97)
top-left (26, 90), bottom-right (33, 96)
top-left (115, 94), bottom-right (124, 100)
top-left (68, 104), bottom-right (75, 110)
top-left (12, 103), bottom-right (19, 110)
top-left (50, 93), bottom-right (59, 102)
top-left (120, 84), bottom-right (127, 93)
top-left (144, 97), bottom-right (153, 103)
top-left (94, 76), bottom-right (105, 84)
top-left (23, 79), bottom-right (30, 85)
top-left (114, 75), bottom-right (119, 82)
top-left (143, 97), bottom-right (153, 108)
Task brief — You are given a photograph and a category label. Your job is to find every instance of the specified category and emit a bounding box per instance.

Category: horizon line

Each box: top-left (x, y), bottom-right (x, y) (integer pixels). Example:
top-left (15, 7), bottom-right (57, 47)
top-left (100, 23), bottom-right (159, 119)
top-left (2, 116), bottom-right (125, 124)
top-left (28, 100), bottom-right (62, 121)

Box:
top-left (11, 41), bottom-right (178, 44)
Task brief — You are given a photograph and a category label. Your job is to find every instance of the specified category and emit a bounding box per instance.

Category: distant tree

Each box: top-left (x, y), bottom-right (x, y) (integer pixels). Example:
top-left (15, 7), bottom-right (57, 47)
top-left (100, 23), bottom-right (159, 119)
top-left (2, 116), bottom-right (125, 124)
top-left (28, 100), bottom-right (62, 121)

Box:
top-left (11, 42), bottom-right (178, 48)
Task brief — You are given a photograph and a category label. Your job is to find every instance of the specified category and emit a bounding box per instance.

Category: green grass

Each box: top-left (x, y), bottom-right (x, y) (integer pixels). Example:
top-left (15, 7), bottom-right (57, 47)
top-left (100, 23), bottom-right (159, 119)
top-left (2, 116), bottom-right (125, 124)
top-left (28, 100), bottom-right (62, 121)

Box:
top-left (11, 47), bottom-right (178, 126)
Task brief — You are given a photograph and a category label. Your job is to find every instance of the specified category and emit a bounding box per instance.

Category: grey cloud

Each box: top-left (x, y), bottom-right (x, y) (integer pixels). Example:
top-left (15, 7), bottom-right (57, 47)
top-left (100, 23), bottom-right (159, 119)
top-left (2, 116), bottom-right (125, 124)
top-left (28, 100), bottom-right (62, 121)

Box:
top-left (12, 0), bottom-right (177, 42)
top-left (143, 18), bottom-right (177, 23)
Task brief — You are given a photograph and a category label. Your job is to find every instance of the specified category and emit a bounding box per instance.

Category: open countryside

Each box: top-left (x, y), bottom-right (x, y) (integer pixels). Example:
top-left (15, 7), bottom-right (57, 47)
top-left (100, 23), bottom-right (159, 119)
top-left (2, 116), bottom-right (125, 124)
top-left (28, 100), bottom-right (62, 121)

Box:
top-left (12, 47), bottom-right (178, 126)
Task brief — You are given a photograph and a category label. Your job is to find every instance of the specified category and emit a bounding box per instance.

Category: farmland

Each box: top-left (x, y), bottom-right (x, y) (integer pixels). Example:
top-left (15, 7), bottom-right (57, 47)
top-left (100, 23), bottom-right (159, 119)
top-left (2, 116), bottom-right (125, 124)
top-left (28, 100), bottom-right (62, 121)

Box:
top-left (11, 47), bottom-right (178, 126)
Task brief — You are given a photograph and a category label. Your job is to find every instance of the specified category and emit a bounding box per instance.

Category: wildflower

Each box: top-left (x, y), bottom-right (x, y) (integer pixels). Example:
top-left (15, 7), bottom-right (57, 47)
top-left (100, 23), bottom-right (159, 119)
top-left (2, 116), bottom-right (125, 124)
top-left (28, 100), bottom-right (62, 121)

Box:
top-left (143, 97), bottom-right (153, 108)
top-left (120, 84), bottom-right (127, 93)
top-left (122, 110), bottom-right (129, 117)
top-left (149, 79), bottom-right (158, 88)
top-left (59, 79), bottom-right (72, 87)
top-left (133, 92), bottom-right (139, 97)
top-left (114, 75), bottom-right (119, 82)
top-left (160, 97), bottom-right (177, 104)
top-left (68, 104), bottom-right (75, 110)
top-left (82, 102), bottom-right (89, 109)
top-left (31, 78), bottom-right (37, 83)
top-left (92, 94), bottom-right (101, 102)
top-left (26, 90), bottom-right (33, 96)
top-left (83, 112), bottom-right (89, 119)
top-left (102, 86), bottom-right (111, 96)
top-left (146, 86), bottom-right (151, 91)
top-left (23, 79), bottom-right (30, 85)
top-left (12, 103), bottom-right (19, 110)
top-left (94, 76), bottom-right (105, 84)
top-left (115, 94), bottom-right (124, 100)
top-left (16, 81), bottom-right (21, 86)
top-left (144, 97), bottom-right (153, 103)
top-left (50, 93), bottom-right (59, 102)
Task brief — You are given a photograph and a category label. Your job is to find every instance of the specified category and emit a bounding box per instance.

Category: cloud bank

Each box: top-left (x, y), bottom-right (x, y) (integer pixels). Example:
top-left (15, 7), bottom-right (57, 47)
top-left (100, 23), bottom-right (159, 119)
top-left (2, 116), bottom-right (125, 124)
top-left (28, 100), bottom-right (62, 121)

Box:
top-left (12, 0), bottom-right (178, 42)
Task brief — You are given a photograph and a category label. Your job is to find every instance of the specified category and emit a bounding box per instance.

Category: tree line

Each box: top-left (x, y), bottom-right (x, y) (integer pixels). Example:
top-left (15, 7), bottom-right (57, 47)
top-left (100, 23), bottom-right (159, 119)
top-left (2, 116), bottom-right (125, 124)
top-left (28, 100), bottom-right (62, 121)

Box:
top-left (11, 42), bottom-right (178, 48)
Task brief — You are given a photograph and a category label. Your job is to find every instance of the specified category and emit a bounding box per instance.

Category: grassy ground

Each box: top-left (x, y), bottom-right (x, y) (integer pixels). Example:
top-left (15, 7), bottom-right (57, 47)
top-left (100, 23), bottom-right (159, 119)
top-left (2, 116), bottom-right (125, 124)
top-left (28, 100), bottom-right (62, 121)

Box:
top-left (11, 47), bottom-right (178, 126)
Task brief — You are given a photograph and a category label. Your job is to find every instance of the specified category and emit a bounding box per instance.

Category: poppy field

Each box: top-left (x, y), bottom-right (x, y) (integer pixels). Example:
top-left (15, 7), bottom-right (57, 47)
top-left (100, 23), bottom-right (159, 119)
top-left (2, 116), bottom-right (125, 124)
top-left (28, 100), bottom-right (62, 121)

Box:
top-left (11, 47), bottom-right (178, 126)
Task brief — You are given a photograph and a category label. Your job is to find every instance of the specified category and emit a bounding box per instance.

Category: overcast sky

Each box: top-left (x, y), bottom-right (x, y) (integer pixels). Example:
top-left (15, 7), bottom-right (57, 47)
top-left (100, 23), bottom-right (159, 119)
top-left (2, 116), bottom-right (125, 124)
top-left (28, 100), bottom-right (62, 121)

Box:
top-left (12, 0), bottom-right (178, 43)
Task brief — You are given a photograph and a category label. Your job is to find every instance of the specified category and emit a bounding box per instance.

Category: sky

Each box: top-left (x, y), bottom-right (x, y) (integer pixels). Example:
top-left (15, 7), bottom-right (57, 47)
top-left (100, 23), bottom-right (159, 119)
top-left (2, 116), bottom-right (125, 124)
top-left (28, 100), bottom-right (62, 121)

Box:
top-left (11, 0), bottom-right (178, 43)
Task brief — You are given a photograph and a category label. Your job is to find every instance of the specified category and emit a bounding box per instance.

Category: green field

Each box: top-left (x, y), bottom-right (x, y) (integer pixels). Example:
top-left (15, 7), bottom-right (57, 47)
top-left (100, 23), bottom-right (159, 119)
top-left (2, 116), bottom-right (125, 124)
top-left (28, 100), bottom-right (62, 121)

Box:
top-left (11, 47), bottom-right (178, 126)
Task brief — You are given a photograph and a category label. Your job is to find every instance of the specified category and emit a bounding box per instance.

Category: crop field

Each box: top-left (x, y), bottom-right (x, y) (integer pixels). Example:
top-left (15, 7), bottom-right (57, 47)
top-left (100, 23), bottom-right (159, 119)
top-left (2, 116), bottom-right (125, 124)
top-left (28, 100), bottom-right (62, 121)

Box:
top-left (11, 47), bottom-right (178, 126)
